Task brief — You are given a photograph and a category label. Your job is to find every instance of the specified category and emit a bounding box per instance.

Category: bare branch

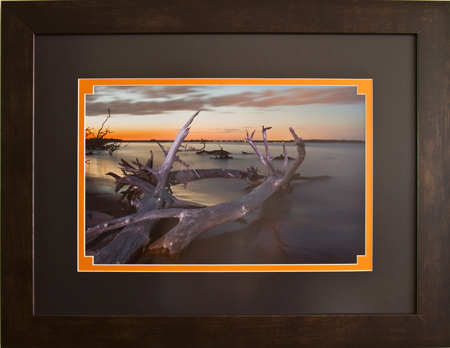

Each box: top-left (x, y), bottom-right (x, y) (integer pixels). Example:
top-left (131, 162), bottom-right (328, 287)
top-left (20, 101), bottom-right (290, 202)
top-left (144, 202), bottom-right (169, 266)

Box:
top-left (85, 127), bottom-right (94, 139)
top-left (106, 172), bottom-right (121, 180)
top-left (245, 131), bottom-right (272, 173)
top-left (278, 131), bottom-right (306, 187)
top-left (117, 185), bottom-right (135, 202)
top-left (261, 125), bottom-right (277, 176)
top-left (262, 125), bottom-right (272, 159)
top-left (86, 207), bottom-right (186, 243)
top-left (132, 158), bottom-right (142, 169)
top-left (119, 159), bottom-right (139, 173)
top-left (245, 129), bottom-right (256, 142)
top-left (96, 108), bottom-right (112, 139)
top-left (156, 108), bottom-right (203, 194)
top-left (282, 142), bottom-right (289, 174)
top-left (142, 165), bottom-right (159, 177)
top-left (107, 142), bottom-right (120, 155)
top-left (174, 157), bottom-right (200, 179)
top-left (149, 151), bottom-right (154, 165)
top-left (289, 127), bottom-right (301, 143)
top-left (157, 142), bottom-right (168, 156)
top-left (115, 175), bottom-right (155, 194)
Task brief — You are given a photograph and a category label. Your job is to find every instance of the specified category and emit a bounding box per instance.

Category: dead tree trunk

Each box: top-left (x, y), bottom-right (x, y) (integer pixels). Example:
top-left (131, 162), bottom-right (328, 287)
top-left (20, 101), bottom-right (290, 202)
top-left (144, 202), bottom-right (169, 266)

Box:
top-left (86, 109), bottom-right (306, 263)
top-left (91, 109), bottom-right (202, 264)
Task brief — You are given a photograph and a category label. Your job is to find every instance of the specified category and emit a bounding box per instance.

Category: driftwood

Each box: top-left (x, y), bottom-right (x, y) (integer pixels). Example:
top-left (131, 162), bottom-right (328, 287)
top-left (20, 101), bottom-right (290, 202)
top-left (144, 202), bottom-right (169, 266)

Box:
top-left (195, 143), bottom-right (232, 158)
top-left (86, 110), bottom-right (308, 264)
top-left (196, 148), bottom-right (233, 159)
top-left (180, 139), bottom-right (207, 152)
top-left (273, 153), bottom-right (295, 160)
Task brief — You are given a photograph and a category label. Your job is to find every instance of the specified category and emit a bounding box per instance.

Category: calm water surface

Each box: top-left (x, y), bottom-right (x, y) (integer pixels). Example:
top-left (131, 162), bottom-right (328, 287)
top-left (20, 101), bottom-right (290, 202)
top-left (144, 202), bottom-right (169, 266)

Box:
top-left (85, 141), bottom-right (366, 264)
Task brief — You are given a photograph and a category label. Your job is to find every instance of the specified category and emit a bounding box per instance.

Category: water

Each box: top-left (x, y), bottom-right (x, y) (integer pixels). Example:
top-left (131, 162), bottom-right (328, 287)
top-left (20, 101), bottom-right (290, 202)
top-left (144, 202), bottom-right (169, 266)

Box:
top-left (85, 141), bottom-right (366, 264)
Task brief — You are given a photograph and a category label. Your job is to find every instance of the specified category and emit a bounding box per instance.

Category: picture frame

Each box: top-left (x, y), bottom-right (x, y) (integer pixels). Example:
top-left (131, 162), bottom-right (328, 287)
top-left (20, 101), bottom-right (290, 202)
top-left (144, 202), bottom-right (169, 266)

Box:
top-left (2, 1), bottom-right (449, 347)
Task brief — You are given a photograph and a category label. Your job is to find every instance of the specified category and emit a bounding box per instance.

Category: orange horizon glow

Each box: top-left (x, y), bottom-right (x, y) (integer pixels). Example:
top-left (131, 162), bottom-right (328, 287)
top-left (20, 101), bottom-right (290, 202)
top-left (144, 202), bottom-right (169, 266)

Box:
top-left (109, 130), bottom-right (247, 141)
top-left (111, 129), bottom-right (180, 141)
top-left (104, 129), bottom-right (364, 142)
top-left (106, 128), bottom-right (290, 142)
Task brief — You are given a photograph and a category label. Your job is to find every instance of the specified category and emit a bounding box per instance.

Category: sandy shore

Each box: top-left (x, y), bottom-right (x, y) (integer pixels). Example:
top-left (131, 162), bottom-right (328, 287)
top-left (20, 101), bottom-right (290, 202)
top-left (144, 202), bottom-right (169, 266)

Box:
top-left (85, 190), bottom-right (138, 255)
top-left (86, 192), bottom-right (136, 227)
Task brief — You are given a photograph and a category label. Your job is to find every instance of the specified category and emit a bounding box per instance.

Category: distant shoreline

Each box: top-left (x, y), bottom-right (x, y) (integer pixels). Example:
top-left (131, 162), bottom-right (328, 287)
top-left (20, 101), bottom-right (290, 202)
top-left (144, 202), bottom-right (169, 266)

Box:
top-left (111, 139), bottom-right (365, 144)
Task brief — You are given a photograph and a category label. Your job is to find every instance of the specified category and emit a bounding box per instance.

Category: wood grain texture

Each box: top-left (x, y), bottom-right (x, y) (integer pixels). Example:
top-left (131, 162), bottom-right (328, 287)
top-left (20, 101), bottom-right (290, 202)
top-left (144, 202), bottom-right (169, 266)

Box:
top-left (416, 2), bottom-right (450, 343)
top-left (1, 4), bottom-right (34, 341)
top-left (3, 0), bottom-right (443, 34)
top-left (1, 1), bottom-right (449, 347)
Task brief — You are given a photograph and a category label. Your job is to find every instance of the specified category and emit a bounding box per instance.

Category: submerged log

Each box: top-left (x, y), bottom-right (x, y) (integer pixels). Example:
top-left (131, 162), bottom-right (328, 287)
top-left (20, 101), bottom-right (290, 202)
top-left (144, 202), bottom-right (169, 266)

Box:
top-left (196, 149), bottom-right (232, 159)
top-left (273, 154), bottom-right (294, 160)
top-left (196, 143), bottom-right (233, 159)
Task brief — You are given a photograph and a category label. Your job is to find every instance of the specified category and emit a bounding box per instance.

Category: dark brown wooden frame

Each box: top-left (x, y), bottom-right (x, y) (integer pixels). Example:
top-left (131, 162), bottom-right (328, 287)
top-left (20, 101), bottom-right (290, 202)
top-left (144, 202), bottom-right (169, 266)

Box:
top-left (2, 1), bottom-right (449, 347)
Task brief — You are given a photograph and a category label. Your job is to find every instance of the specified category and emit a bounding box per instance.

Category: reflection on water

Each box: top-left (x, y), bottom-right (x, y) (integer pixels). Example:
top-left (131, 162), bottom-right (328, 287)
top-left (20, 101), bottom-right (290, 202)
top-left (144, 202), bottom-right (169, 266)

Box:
top-left (85, 142), bottom-right (366, 264)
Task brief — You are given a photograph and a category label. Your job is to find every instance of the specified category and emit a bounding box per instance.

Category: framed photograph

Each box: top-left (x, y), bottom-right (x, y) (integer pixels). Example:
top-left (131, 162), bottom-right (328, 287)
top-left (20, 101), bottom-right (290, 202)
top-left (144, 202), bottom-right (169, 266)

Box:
top-left (2, 1), bottom-right (449, 347)
top-left (79, 78), bottom-right (373, 272)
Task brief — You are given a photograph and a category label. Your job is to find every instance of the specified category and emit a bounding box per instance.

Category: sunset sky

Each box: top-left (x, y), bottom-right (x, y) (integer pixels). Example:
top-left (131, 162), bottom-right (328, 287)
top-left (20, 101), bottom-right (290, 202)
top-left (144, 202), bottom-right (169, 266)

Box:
top-left (85, 84), bottom-right (366, 141)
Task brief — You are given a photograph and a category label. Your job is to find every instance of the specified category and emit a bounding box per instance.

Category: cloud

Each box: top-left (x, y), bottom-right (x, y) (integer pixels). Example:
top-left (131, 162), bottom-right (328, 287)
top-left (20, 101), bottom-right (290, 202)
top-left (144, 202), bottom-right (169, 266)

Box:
top-left (86, 98), bottom-right (205, 116)
top-left (86, 85), bottom-right (207, 116)
top-left (208, 87), bottom-right (364, 108)
top-left (85, 85), bottom-right (364, 117)
top-left (93, 85), bottom-right (201, 98)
